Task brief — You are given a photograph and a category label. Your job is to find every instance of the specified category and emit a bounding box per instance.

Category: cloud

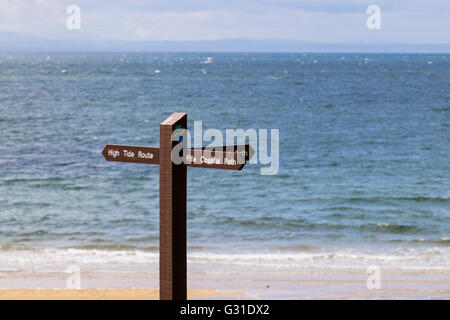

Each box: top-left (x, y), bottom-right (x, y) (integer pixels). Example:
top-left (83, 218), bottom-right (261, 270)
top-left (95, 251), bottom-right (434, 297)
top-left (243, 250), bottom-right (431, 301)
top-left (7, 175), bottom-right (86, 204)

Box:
top-left (0, 0), bottom-right (448, 43)
top-left (0, 0), bottom-right (66, 35)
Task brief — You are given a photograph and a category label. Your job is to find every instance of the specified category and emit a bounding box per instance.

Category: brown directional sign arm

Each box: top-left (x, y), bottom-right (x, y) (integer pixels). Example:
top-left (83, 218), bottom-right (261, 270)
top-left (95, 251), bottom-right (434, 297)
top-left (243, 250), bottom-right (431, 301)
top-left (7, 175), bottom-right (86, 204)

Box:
top-left (184, 144), bottom-right (254, 170)
top-left (185, 148), bottom-right (245, 170)
top-left (102, 144), bottom-right (160, 164)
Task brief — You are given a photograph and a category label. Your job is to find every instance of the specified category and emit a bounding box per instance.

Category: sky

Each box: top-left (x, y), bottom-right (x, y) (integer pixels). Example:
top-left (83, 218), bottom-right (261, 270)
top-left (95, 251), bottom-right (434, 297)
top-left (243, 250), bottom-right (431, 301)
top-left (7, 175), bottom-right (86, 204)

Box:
top-left (0, 0), bottom-right (449, 44)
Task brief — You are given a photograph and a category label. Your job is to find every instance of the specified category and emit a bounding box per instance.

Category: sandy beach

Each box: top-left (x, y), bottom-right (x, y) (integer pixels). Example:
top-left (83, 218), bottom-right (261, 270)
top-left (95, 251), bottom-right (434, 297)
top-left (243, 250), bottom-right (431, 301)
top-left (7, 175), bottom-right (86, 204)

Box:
top-left (0, 288), bottom-right (245, 300)
top-left (1, 274), bottom-right (449, 299)
top-left (1, 264), bottom-right (449, 299)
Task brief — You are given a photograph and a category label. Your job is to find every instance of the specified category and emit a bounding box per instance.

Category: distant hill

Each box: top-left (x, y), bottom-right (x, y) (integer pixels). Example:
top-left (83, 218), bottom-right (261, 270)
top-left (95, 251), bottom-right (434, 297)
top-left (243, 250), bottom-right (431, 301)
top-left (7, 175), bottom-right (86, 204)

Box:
top-left (0, 32), bottom-right (448, 53)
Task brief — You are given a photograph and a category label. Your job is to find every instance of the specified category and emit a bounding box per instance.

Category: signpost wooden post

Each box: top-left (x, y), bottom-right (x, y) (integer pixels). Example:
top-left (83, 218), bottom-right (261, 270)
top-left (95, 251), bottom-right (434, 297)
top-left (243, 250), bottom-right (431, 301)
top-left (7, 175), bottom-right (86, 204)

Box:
top-left (102, 112), bottom-right (254, 300)
top-left (159, 112), bottom-right (187, 300)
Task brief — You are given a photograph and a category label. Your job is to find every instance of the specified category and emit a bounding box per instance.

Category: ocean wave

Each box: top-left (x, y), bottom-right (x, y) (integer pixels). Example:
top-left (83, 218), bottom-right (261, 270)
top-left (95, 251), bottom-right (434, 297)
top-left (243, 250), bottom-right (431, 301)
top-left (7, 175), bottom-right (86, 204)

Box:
top-left (1, 177), bottom-right (65, 185)
top-left (0, 247), bottom-right (448, 272)
top-left (360, 223), bottom-right (423, 234)
top-left (10, 201), bottom-right (51, 207)
top-left (388, 238), bottom-right (450, 246)
top-left (286, 195), bottom-right (449, 204)
top-left (67, 244), bottom-right (159, 251)
top-left (17, 229), bottom-right (48, 237)
top-left (343, 196), bottom-right (449, 203)
top-left (216, 216), bottom-right (425, 234)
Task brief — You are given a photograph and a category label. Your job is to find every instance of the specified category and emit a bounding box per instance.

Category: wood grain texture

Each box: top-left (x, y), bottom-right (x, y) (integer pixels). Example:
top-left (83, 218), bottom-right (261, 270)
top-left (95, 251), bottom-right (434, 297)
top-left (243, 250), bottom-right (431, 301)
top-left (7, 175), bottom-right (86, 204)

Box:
top-left (159, 112), bottom-right (187, 300)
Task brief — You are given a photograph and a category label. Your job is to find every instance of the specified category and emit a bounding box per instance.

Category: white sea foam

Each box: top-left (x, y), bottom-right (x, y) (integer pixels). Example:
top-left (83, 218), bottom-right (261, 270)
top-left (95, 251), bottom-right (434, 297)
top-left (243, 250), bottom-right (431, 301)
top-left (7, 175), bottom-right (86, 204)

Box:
top-left (202, 57), bottom-right (213, 64)
top-left (1, 247), bottom-right (449, 274)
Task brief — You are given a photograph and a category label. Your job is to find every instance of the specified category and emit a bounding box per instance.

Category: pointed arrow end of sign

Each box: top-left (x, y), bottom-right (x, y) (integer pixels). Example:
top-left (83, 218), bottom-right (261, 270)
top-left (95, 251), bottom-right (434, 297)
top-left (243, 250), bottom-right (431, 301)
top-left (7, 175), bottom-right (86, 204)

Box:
top-left (248, 145), bottom-right (256, 161)
top-left (102, 145), bottom-right (109, 159)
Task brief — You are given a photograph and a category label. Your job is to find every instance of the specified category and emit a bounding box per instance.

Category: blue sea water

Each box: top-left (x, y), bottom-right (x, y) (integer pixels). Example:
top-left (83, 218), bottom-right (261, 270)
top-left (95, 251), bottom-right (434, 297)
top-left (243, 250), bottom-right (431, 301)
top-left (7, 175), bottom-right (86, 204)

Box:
top-left (0, 53), bottom-right (449, 278)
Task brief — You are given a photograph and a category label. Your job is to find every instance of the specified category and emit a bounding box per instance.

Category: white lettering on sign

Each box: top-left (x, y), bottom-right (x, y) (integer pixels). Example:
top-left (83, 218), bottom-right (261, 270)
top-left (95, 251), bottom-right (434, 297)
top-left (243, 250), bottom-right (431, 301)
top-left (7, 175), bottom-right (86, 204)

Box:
top-left (224, 157), bottom-right (236, 165)
top-left (123, 150), bottom-right (135, 158)
top-left (186, 153), bottom-right (239, 166)
top-left (201, 156), bottom-right (221, 165)
top-left (138, 151), bottom-right (154, 159)
top-left (186, 155), bottom-right (194, 163)
top-left (108, 149), bottom-right (120, 158)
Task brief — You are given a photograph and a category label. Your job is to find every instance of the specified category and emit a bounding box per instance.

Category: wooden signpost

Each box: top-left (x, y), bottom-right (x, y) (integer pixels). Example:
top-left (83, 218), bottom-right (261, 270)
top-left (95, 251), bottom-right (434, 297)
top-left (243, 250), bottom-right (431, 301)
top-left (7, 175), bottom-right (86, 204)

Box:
top-left (102, 113), bottom-right (254, 300)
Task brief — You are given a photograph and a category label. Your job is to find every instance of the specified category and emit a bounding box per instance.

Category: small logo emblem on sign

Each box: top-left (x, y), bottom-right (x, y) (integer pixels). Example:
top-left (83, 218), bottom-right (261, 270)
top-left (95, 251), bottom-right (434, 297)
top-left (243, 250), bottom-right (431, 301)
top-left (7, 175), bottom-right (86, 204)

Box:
top-left (171, 125), bottom-right (186, 142)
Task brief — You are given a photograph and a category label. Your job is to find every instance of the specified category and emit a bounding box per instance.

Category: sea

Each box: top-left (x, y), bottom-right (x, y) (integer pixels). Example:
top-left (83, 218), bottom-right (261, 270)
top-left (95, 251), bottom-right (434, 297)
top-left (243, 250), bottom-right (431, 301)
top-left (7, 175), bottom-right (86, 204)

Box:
top-left (0, 52), bottom-right (449, 298)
